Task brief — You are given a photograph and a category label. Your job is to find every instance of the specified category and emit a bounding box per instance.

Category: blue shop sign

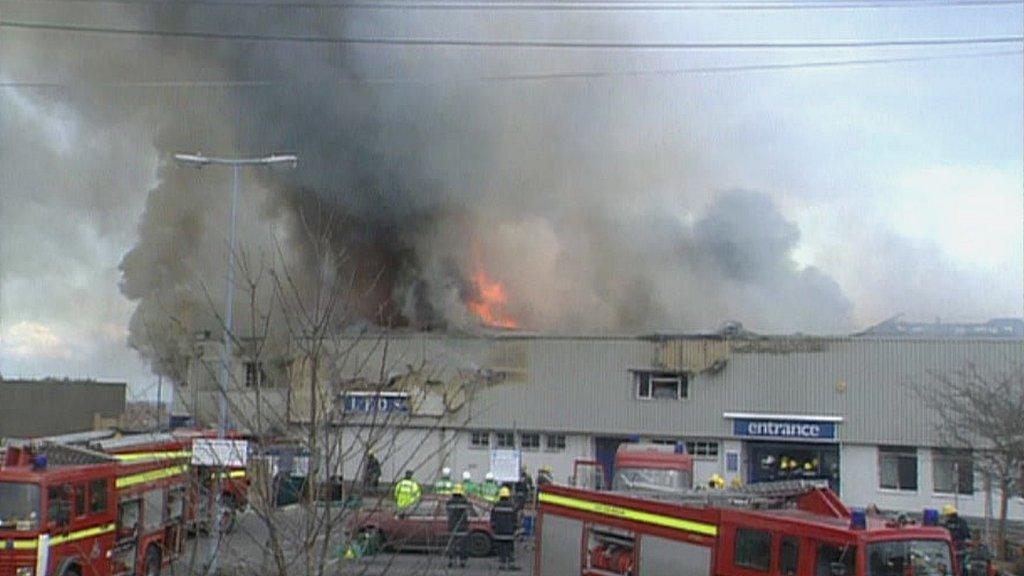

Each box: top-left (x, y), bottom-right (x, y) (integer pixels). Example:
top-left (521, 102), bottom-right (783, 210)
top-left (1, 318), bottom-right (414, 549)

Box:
top-left (733, 418), bottom-right (836, 440)
top-left (343, 392), bottom-right (409, 414)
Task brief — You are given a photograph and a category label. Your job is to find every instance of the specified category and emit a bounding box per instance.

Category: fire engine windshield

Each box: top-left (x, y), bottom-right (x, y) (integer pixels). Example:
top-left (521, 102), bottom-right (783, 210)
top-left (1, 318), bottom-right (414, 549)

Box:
top-left (868, 540), bottom-right (954, 576)
top-left (0, 482), bottom-right (40, 530)
top-left (612, 468), bottom-right (692, 492)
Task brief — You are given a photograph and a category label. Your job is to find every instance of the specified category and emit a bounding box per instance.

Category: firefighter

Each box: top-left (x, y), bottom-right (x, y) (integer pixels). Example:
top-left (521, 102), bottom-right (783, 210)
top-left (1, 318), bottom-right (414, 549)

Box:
top-left (942, 504), bottom-right (972, 551)
top-left (481, 472), bottom-right (501, 503)
top-left (446, 484), bottom-right (471, 568)
top-left (514, 467), bottom-right (534, 510)
top-left (435, 467), bottom-right (454, 495)
top-left (394, 470), bottom-right (422, 510)
top-left (536, 466), bottom-right (554, 487)
top-left (462, 470), bottom-right (478, 496)
top-left (363, 451), bottom-right (381, 489)
top-left (491, 486), bottom-right (520, 571)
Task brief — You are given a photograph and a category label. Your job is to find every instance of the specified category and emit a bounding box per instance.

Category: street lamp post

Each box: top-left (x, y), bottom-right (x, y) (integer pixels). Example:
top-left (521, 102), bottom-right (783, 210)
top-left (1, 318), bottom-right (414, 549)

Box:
top-left (174, 152), bottom-right (297, 575)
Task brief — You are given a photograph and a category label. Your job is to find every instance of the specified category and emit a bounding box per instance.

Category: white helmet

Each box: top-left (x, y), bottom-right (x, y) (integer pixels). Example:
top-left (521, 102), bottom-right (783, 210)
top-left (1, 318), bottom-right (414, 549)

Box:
top-left (442, 467), bottom-right (451, 476)
top-left (462, 471), bottom-right (472, 481)
top-left (485, 472), bottom-right (494, 481)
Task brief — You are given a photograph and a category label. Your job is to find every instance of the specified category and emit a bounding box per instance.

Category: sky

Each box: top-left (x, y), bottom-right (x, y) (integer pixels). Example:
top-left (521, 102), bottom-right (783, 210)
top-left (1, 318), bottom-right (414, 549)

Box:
top-left (0, 0), bottom-right (1021, 400)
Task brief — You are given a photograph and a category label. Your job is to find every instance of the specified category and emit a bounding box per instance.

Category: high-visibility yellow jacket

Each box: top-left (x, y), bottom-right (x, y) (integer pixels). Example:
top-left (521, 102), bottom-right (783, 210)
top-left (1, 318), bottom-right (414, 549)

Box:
top-left (394, 479), bottom-right (422, 509)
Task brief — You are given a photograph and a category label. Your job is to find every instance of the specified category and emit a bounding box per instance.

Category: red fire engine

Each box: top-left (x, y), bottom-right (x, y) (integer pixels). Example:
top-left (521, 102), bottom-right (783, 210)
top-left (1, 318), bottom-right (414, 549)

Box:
top-left (535, 480), bottom-right (961, 576)
top-left (0, 442), bottom-right (188, 576)
top-left (87, 431), bottom-right (250, 532)
top-left (612, 443), bottom-right (694, 493)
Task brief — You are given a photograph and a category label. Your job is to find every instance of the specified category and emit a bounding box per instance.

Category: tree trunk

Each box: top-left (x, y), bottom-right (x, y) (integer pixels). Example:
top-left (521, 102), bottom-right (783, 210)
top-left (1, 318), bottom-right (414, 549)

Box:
top-left (997, 478), bottom-right (1009, 559)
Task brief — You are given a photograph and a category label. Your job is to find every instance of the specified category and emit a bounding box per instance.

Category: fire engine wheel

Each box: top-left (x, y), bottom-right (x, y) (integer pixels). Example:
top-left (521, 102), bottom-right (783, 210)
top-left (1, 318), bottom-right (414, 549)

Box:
top-left (145, 546), bottom-right (162, 576)
top-left (467, 531), bottom-right (492, 558)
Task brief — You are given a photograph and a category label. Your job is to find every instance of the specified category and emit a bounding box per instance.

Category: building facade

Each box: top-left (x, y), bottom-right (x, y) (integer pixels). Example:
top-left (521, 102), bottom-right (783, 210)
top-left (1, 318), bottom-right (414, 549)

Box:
top-left (178, 330), bottom-right (1024, 520)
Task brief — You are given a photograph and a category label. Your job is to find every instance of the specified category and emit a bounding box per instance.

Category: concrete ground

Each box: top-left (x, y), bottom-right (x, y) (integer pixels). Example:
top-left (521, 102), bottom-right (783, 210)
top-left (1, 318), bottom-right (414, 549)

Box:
top-left (172, 505), bottom-right (534, 576)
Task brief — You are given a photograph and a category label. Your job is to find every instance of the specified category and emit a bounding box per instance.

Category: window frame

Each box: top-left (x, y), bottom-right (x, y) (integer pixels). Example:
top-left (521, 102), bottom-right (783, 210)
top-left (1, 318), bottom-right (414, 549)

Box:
top-left (632, 370), bottom-right (689, 400)
top-left (878, 446), bottom-right (918, 492)
top-left (687, 441), bottom-right (721, 459)
top-left (779, 536), bottom-right (800, 576)
top-left (469, 431), bottom-right (490, 450)
top-left (932, 449), bottom-right (974, 496)
top-left (520, 432), bottom-right (541, 451)
top-left (734, 527), bottom-right (773, 572)
top-left (546, 434), bottom-right (567, 451)
top-left (89, 479), bottom-right (109, 514)
top-left (494, 431), bottom-right (515, 449)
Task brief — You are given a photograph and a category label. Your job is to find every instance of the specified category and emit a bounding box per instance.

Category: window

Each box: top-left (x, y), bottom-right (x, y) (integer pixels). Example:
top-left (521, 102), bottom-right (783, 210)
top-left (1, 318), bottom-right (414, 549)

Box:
top-left (118, 499), bottom-right (141, 538)
top-left (734, 528), bottom-right (772, 571)
top-left (142, 489), bottom-right (165, 531)
top-left (687, 441), bottom-right (720, 458)
top-left (48, 485), bottom-right (71, 527)
top-left (879, 446), bottom-right (918, 491)
top-left (89, 479), bottom-right (109, 514)
top-left (74, 484), bottom-right (86, 517)
top-left (245, 361), bottom-right (267, 388)
top-left (495, 431), bottom-right (515, 449)
top-left (470, 431), bottom-right (490, 449)
top-left (633, 370), bottom-right (688, 400)
top-left (780, 537), bottom-right (800, 576)
top-left (521, 433), bottom-right (540, 450)
top-left (546, 434), bottom-right (566, 451)
top-left (167, 488), bottom-right (185, 520)
top-left (933, 449), bottom-right (974, 495)
top-left (817, 544), bottom-right (857, 576)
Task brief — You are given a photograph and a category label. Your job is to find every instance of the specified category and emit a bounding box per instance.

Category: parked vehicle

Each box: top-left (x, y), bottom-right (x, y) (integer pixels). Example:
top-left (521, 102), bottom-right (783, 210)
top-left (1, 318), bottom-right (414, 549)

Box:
top-left (613, 442), bottom-right (694, 493)
top-left (535, 479), bottom-right (959, 576)
top-left (0, 442), bottom-right (189, 576)
top-left (348, 493), bottom-right (495, 557)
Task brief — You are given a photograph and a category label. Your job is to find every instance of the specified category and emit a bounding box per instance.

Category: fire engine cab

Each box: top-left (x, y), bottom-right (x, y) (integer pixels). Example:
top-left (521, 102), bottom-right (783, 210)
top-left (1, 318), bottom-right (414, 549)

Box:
top-left (535, 480), bottom-right (960, 576)
top-left (0, 442), bottom-right (188, 576)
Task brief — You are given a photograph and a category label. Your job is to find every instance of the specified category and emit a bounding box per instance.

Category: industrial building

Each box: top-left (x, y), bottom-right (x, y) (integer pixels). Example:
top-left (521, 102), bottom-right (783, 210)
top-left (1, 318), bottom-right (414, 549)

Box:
top-left (0, 378), bottom-right (126, 438)
top-left (174, 320), bottom-right (1024, 521)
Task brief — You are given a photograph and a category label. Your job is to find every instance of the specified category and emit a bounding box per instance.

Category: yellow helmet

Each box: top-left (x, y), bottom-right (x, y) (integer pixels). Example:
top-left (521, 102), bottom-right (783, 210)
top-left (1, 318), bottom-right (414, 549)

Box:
top-left (453, 483), bottom-right (465, 496)
top-left (804, 462), bottom-right (813, 471)
top-left (942, 504), bottom-right (957, 516)
top-left (499, 486), bottom-right (512, 498)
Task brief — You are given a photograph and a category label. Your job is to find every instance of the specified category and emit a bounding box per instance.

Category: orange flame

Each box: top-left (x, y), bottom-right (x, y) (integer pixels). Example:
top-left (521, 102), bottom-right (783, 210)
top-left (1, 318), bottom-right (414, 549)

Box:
top-left (467, 268), bottom-right (519, 329)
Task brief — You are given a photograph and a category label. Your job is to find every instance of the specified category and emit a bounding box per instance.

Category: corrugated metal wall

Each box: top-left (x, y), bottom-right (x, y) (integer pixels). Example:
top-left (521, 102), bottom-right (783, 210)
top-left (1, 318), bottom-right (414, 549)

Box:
top-left (469, 337), bottom-right (1024, 446)
top-left (0, 380), bottom-right (126, 437)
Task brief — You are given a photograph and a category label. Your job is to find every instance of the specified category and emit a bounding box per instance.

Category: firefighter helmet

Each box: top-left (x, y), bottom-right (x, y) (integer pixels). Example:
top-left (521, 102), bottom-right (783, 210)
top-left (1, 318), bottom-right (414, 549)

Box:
top-left (499, 486), bottom-right (512, 498)
top-left (453, 483), bottom-right (465, 496)
top-left (462, 471), bottom-right (472, 481)
top-left (942, 504), bottom-right (957, 516)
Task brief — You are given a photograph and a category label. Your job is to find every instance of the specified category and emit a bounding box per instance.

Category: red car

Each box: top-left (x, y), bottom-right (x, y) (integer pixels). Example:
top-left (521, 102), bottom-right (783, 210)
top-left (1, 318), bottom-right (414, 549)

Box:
top-left (349, 494), bottom-right (495, 557)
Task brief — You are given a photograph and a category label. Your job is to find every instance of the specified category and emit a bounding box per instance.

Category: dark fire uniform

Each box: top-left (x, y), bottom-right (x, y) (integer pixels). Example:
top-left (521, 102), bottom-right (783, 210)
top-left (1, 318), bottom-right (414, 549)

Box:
top-left (446, 493), bottom-right (471, 567)
top-left (491, 495), bottom-right (519, 570)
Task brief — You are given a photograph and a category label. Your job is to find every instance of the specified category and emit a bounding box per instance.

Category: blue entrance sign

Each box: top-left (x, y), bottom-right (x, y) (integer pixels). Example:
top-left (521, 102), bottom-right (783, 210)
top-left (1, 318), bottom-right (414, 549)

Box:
top-left (343, 392), bottom-right (409, 414)
top-left (732, 418), bottom-right (836, 440)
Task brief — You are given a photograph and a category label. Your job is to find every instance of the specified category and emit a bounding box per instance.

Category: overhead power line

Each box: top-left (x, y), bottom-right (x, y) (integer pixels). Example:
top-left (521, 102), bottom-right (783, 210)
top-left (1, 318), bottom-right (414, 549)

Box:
top-left (1, 49), bottom-right (1018, 88)
top-left (1, 20), bottom-right (1021, 49)
top-left (4, 0), bottom-right (1020, 10)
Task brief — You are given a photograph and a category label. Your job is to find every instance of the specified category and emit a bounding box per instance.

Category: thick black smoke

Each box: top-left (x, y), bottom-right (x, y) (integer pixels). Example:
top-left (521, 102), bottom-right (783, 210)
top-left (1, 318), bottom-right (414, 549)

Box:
top-left (3, 3), bottom-right (857, 376)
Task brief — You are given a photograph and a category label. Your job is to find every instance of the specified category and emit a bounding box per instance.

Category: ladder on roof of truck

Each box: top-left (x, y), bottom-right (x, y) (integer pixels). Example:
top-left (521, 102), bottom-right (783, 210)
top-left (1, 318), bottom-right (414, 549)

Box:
top-left (622, 479), bottom-right (833, 509)
top-left (89, 432), bottom-right (180, 452)
top-left (37, 442), bottom-right (118, 466)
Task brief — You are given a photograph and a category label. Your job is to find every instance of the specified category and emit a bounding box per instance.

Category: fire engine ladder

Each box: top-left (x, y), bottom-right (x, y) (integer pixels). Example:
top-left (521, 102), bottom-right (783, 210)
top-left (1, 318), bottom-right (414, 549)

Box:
top-left (36, 442), bottom-right (118, 465)
top-left (89, 432), bottom-right (179, 452)
top-left (633, 479), bottom-right (832, 510)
